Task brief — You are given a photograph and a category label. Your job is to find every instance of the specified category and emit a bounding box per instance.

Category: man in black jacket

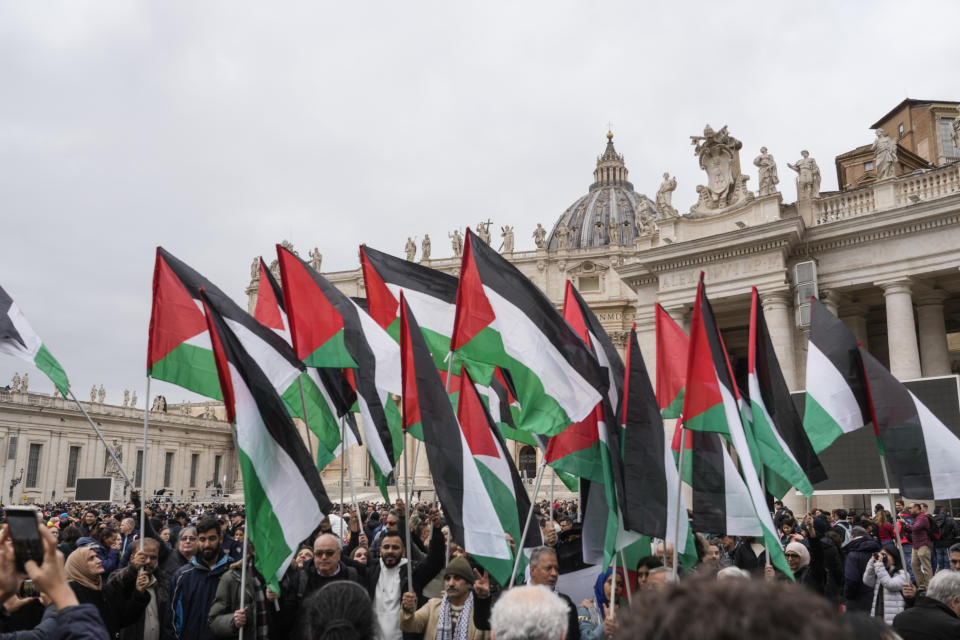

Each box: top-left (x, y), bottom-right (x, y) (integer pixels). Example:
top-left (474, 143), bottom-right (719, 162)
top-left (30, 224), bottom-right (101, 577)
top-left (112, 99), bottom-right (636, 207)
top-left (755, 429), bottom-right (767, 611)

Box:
top-left (893, 570), bottom-right (960, 639)
top-left (525, 546), bottom-right (580, 640)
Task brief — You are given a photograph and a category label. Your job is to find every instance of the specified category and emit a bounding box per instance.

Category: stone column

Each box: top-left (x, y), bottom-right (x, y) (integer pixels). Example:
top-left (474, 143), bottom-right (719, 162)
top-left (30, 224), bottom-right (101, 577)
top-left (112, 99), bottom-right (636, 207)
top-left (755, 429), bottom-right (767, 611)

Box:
top-left (820, 289), bottom-right (841, 317)
top-left (662, 304), bottom-right (691, 333)
top-left (878, 279), bottom-right (922, 380)
top-left (917, 291), bottom-right (951, 377)
top-left (839, 302), bottom-right (870, 350)
top-left (760, 291), bottom-right (799, 390)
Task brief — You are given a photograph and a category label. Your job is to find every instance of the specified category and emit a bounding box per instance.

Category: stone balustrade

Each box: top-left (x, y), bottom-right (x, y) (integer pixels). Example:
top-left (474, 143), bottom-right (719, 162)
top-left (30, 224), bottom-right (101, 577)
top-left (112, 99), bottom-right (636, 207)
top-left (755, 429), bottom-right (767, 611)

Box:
top-left (815, 162), bottom-right (960, 225)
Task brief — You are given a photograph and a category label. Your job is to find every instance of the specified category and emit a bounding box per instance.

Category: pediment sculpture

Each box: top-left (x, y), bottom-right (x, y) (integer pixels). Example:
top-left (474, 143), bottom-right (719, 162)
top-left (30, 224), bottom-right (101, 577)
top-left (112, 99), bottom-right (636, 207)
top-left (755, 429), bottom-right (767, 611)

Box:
top-left (689, 124), bottom-right (754, 214)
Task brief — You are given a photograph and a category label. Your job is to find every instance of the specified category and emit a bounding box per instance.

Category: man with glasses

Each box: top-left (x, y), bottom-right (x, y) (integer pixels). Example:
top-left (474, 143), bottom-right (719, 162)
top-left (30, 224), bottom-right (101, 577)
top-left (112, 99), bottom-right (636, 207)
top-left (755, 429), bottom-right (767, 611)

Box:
top-left (109, 538), bottom-right (166, 640)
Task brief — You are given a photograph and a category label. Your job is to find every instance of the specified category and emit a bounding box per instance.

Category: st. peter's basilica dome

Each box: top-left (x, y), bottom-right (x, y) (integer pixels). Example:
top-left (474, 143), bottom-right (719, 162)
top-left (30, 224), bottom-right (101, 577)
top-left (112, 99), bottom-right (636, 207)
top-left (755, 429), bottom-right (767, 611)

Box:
top-left (546, 131), bottom-right (657, 251)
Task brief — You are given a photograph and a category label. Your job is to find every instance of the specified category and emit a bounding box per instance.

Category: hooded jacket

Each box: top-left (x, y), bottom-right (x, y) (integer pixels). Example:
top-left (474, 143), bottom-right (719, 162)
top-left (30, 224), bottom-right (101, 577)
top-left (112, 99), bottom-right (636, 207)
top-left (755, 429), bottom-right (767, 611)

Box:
top-left (162, 553), bottom-right (234, 640)
top-left (843, 536), bottom-right (882, 611)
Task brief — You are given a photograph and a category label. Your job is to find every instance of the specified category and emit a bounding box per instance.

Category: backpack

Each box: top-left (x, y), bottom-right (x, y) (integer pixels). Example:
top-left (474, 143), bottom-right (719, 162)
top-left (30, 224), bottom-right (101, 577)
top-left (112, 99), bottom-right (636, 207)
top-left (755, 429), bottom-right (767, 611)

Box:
top-left (835, 521), bottom-right (852, 546)
top-left (931, 513), bottom-right (945, 541)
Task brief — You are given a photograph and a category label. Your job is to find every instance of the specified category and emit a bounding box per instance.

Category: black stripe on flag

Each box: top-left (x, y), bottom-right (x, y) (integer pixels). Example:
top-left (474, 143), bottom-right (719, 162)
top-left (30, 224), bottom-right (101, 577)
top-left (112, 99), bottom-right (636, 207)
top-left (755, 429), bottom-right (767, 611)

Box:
top-left (691, 429), bottom-right (729, 534)
top-left (0, 284), bottom-right (26, 350)
top-left (465, 229), bottom-right (604, 391)
top-left (158, 248), bottom-right (304, 372)
top-left (810, 298), bottom-right (873, 426)
top-left (402, 300), bottom-right (469, 549)
top-left (361, 244), bottom-right (458, 304)
top-left (698, 283), bottom-right (738, 398)
top-left (621, 328), bottom-right (669, 538)
top-left (753, 298), bottom-right (827, 484)
top-left (860, 348), bottom-right (934, 498)
top-left (200, 289), bottom-right (332, 515)
top-left (567, 284), bottom-right (624, 404)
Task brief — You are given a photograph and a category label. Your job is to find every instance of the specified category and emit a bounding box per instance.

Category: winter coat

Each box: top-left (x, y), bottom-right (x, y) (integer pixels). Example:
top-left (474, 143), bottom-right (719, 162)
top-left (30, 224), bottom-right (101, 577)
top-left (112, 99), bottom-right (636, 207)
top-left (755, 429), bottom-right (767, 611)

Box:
top-left (351, 524), bottom-right (445, 604)
top-left (400, 595), bottom-right (492, 640)
top-left (862, 559), bottom-right (908, 625)
top-left (0, 604), bottom-right (57, 640)
top-left (69, 577), bottom-right (150, 640)
top-left (893, 595), bottom-right (960, 639)
top-left (163, 554), bottom-right (234, 640)
top-left (843, 535), bottom-right (881, 611)
top-left (207, 562), bottom-right (276, 639)
top-left (94, 545), bottom-right (122, 580)
top-left (791, 536), bottom-right (825, 594)
top-left (56, 604), bottom-right (111, 640)
top-left (277, 562), bottom-right (363, 636)
top-left (821, 538), bottom-right (844, 603)
top-left (107, 563), bottom-right (168, 640)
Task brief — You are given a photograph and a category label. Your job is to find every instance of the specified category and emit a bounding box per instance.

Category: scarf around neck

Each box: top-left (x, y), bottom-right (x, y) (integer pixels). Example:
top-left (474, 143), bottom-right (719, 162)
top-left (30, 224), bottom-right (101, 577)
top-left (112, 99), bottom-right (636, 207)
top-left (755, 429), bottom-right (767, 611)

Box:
top-left (436, 592), bottom-right (473, 640)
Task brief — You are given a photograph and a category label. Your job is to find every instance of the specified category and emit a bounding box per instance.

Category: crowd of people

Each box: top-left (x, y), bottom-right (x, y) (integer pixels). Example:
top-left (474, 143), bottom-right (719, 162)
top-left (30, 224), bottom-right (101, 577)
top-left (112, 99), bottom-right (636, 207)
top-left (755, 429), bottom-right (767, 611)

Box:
top-left (2, 494), bottom-right (960, 640)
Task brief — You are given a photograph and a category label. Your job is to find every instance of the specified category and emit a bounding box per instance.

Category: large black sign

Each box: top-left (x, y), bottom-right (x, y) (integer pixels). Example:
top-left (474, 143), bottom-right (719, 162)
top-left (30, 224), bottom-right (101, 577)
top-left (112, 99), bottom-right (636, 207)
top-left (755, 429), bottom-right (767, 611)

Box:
top-left (75, 477), bottom-right (114, 502)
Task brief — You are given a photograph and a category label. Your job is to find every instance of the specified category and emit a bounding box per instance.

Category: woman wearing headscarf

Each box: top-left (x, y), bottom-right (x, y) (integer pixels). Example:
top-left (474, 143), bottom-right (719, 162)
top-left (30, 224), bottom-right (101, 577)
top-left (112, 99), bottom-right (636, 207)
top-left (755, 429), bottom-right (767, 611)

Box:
top-left (64, 546), bottom-right (151, 639)
top-left (577, 566), bottom-right (626, 640)
top-left (863, 547), bottom-right (908, 625)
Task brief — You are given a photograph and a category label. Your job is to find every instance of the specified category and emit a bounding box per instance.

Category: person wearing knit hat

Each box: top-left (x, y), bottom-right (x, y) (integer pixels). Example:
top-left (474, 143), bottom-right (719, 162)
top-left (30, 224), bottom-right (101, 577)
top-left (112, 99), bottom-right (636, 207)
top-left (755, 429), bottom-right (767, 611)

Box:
top-left (401, 558), bottom-right (492, 640)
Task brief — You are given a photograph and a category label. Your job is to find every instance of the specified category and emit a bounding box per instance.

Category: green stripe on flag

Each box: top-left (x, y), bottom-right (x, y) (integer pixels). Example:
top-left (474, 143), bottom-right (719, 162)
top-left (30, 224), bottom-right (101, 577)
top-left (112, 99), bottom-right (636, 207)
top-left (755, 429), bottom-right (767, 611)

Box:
top-left (302, 331), bottom-right (357, 368)
top-left (802, 393), bottom-right (846, 454)
top-left (281, 374), bottom-right (342, 458)
top-left (682, 402), bottom-right (729, 434)
top-left (475, 460), bottom-right (526, 585)
top-left (149, 342), bottom-right (223, 400)
top-left (34, 344), bottom-right (69, 397)
top-left (237, 448), bottom-right (293, 593)
top-left (661, 389), bottom-right (685, 420)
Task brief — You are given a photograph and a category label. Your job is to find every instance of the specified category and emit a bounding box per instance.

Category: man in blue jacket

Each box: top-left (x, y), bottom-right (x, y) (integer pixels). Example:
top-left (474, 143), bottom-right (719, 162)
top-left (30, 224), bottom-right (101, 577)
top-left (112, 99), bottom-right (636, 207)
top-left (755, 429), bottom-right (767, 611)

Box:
top-left (163, 517), bottom-right (235, 640)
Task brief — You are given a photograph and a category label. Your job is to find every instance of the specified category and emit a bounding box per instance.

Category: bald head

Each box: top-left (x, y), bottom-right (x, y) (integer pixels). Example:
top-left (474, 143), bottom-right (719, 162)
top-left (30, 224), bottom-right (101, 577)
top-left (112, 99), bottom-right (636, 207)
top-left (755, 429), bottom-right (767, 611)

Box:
top-left (313, 533), bottom-right (341, 576)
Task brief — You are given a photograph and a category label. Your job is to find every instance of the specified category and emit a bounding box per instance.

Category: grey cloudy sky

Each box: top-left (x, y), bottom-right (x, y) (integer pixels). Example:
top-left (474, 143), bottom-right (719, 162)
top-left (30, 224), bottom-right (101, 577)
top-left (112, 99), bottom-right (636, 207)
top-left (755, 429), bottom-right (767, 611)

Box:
top-left (2, 1), bottom-right (959, 404)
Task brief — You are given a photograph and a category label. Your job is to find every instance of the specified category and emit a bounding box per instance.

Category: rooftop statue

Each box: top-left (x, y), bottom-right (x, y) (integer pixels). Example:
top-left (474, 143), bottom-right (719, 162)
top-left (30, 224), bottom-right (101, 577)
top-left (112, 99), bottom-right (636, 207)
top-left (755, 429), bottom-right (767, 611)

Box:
top-left (873, 129), bottom-right (898, 181)
top-left (787, 150), bottom-right (822, 199)
top-left (689, 124), bottom-right (753, 214)
top-left (532, 223), bottom-right (547, 249)
top-left (449, 229), bottom-right (463, 257)
top-left (753, 147), bottom-right (780, 197)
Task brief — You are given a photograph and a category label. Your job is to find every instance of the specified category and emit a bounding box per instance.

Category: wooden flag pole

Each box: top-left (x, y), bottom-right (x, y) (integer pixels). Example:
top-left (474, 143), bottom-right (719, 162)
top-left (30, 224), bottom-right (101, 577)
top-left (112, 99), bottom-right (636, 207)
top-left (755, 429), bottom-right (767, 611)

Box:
top-left (509, 458), bottom-right (547, 589)
top-left (68, 389), bottom-right (133, 487)
top-left (139, 376), bottom-right (151, 551)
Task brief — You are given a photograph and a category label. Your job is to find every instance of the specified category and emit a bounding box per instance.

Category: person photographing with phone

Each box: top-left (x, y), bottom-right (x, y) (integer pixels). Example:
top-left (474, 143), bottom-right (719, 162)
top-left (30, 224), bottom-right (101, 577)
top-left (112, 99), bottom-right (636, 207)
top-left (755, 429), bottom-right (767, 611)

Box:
top-left (863, 547), bottom-right (909, 624)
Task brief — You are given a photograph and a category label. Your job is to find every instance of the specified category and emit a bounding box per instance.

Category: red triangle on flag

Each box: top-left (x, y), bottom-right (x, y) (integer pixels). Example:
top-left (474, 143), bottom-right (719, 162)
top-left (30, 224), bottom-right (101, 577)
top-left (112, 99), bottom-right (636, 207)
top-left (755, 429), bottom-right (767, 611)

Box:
top-left (147, 250), bottom-right (208, 369)
top-left (253, 259), bottom-right (285, 332)
top-left (450, 230), bottom-right (496, 351)
top-left (457, 370), bottom-right (501, 458)
top-left (361, 246), bottom-right (400, 331)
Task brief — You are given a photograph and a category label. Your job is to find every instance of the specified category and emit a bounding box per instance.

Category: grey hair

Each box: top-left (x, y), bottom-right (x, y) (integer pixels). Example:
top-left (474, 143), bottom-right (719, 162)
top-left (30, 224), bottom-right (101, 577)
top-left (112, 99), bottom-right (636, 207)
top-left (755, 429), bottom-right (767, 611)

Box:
top-left (648, 566), bottom-right (677, 582)
top-left (927, 570), bottom-right (960, 605)
top-left (949, 542), bottom-right (960, 555)
top-left (717, 567), bottom-right (750, 581)
top-left (491, 585), bottom-right (568, 640)
top-left (528, 546), bottom-right (557, 569)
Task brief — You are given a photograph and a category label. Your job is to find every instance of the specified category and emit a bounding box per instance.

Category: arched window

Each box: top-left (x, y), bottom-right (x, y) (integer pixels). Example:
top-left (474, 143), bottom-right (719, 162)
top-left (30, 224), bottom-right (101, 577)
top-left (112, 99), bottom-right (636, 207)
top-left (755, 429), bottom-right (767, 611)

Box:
top-left (518, 445), bottom-right (537, 480)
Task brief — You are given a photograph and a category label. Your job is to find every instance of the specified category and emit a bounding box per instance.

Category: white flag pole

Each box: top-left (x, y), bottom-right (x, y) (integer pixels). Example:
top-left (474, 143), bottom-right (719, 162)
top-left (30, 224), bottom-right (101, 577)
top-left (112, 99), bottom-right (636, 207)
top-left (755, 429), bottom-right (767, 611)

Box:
top-left (509, 458), bottom-right (547, 589)
top-left (671, 423), bottom-right (686, 579)
top-left (139, 376), bottom-right (151, 551)
top-left (297, 376), bottom-right (315, 460)
top-left (237, 536), bottom-right (249, 640)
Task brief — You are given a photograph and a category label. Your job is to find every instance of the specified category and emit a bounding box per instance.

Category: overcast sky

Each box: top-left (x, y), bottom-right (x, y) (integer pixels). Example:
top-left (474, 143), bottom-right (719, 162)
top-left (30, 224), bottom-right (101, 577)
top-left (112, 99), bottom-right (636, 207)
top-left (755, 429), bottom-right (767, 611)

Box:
top-left (2, 1), bottom-right (959, 405)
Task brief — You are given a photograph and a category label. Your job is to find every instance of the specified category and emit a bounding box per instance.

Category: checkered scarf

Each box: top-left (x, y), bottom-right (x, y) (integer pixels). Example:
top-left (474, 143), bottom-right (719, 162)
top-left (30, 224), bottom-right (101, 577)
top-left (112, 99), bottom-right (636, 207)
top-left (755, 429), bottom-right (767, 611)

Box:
top-left (435, 592), bottom-right (473, 640)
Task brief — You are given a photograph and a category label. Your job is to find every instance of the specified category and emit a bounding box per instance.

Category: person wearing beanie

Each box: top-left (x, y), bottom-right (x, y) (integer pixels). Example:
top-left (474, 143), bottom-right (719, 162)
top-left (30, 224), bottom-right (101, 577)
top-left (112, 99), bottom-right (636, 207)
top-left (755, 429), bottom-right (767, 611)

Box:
top-left (400, 557), bottom-right (493, 640)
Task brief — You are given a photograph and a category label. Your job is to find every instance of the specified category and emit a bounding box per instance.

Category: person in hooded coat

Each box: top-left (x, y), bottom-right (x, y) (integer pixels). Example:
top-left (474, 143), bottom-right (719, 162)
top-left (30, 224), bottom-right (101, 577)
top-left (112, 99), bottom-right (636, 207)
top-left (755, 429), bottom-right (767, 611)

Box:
top-left (863, 546), bottom-right (909, 625)
top-left (844, 527), bottom-right (882, 612)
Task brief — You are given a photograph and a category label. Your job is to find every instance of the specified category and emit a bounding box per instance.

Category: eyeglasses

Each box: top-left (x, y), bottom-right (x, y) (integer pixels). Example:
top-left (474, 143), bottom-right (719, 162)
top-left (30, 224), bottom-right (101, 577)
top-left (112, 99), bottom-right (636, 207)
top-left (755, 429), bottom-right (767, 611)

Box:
top-left (785, 552), bottom-right (801, 559)
top-left (179, 536), bottom-right (197, 542)
top-left (315, 549), bottom-right (337, 557)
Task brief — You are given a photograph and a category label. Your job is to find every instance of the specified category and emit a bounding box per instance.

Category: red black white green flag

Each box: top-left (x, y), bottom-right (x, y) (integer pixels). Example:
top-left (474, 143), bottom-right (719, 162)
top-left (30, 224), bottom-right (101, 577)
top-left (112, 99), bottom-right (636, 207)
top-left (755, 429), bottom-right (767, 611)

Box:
top-left (200, 288), bottom-right (331, 593)
top-left (399, 293), bottom-right (515, 583)
top-left (0, 283), bottom-right (70, 397)
top-left (655, 304), bottom-right (687, 419)
top-left (681, 275), bottom-right (792, 578)
top-left (747, 287), bottom-right (826, 498)
top-left (277, 245), bottom-right (403, 499)
top-left (450, 230), bottom-right (604, 436)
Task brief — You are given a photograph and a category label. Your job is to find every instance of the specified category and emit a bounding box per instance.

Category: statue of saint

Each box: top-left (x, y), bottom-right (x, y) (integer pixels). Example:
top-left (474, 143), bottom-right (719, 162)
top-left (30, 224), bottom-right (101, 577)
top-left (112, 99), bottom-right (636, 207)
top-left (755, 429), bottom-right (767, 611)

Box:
top-left (656, 173), bottom-right (678, 217)
top-left (501, 226), bottom-right (514, 253)
top-left (11, 372), bottom-right (20, 392)
top-left (532, 223), bottom-right (547, 249)
top-left (753, 147), bottom-right (780, 196)
top-left (104, 439), bottom-right (123, 477)
top-left (90, 385), bottom-right (97, 403)
top-left (97, 384), bottom-right (106, 404)
top-left (123, 389), bottom-right (130, 407)
top-left (449, 230), bottom-right (463, 257)
top-left (309, 247), bottom-right (323, 272)
top-left (404, 237), bottom-right (416, 261)
top-left (20, 373), bottom-right (28, 393)
top-left (268, 259), bottom-right (280, 281)
top-left (555, 224), bottom-right (569, 250)
top-left (250, 257), bottom-right (260, 280)
top-left (872, 129), bottom-right (898, 180)
top-left (130, 390), bottom-right (137, 408)
top-left (477, 222), bottom-right (492, 245)
top-left (421, 234), bottom-right (431, 260)
top-left (787, 150), bottom-right (822, 199)
top-left (607, 218), bottom-right (620, 245)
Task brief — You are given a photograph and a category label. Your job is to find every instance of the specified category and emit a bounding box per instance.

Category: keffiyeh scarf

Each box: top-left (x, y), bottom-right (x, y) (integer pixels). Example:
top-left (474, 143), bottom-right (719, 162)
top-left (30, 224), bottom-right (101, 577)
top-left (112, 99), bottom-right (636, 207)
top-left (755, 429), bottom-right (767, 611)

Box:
top-left (436, 591), bottom-right (473, 640)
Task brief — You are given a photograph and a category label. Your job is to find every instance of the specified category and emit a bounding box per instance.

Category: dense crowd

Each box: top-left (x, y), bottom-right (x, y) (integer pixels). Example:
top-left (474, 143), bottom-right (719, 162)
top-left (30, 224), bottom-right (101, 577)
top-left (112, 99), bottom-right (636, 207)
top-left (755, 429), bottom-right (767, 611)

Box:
top-left (2, 494), bottom-right (960, 640)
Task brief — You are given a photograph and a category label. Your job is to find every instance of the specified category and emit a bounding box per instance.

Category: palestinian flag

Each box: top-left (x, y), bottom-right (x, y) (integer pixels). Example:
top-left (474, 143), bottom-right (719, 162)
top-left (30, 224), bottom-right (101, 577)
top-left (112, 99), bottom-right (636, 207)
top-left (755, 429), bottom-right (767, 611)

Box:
top-left (681, 275), bottom-right (792, 578)
top-left (861, 347), bottom-right (960, 499)
top-left (803, 297), bottom-right (873, 454)
top-left (200, 289), bottom-right (331, 593)
top-left (252, 258), bottom-right (357, 470)
top-left (399, 293), bottom-right (514, 582)
top-left (689, 428), bottom-right (764, 537)
top-left (450, 230), bottom-right (604, 435)
top-left (656, 304), bottom-right (687, 419)
top-left (747, 287), bottom-right (826, 498)
top-left (0, 284), bottom-right (70, 396)
top-left (278, 245), bottom-right (403, 499)
top-left (621, 327), bottom-right (691, 553)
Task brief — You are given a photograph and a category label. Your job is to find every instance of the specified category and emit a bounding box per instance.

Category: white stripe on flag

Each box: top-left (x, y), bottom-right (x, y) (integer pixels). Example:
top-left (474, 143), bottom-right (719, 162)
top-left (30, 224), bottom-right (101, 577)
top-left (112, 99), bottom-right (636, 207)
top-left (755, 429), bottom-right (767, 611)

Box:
top-left (459, 429), bottom-right (513, 561)
top-left (806, 343), bottom-right (865, 434)
top-left (358, 389), bottom-right (393, 476)
top-left (588, 329), bottom-right (619, 415)
top-left (661, 427), bottom-right (690, 544)
top-left (225, 318), bottom-right (300, 396)
top-left (352, 300), bottom-right (402, 395)
top-left (913, 391), bottom-right (960, 499)
top-left (384, 284), bottom-right (455, 337)
top-left (483, 286), bottom-right (601, 423)
top-left (748, 373), bottom-right (803, 470)
top-left (0, 303), bottom-right (41, 360)
top-left (720, 442), bottom-right (763, 536)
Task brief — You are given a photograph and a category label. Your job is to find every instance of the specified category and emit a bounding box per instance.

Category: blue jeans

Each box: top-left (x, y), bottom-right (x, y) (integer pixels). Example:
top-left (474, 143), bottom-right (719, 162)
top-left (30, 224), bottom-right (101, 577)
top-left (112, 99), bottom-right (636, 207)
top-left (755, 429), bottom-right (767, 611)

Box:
top-left (935, 547), bottom-right (950, 573)
top-left (902, 544), bottom-right (915, 581)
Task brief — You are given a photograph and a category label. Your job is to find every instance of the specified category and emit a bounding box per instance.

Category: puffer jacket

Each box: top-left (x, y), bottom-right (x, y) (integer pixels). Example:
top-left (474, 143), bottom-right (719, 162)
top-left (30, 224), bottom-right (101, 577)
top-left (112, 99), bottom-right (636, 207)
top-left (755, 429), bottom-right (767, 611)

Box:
top-left (163, 554), bottom-right (234, 640)
top-left (863, 560), bottom-right (907, 625)
top-left (843, 535), bottom-right (881, 611)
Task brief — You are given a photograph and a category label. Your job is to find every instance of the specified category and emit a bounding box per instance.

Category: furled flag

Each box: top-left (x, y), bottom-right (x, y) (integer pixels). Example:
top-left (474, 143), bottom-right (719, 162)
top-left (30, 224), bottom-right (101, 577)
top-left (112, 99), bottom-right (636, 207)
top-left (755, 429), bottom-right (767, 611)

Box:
top-left (277, 245), bottom-right (403, 499)
top-left (688, 428), bottom-right (764, 537)
top-left (681, 275), bottom-right (792, 578)
top-left (147, 249), bottom-right (331, 447)
top-left (399, 293), bottom-right (515, 583)
top-left (0, 284), bottom-right (70, 396)
top-left (252, 258), bottom-right (359, 470)
top-left (450, 230), bottom-right (604, 435)
top-left (802, 297), bottom-right (873, 454)
top-left (655, 304), bottom-right (687, 419)
top-left (621, 327), bottom-right (695, 565)
top-left (861, 347), bottom-right (960, 499)
top-left (200, 289), bottom-right (331, 593)
top-left (747, 287), bottom-right (826, 498)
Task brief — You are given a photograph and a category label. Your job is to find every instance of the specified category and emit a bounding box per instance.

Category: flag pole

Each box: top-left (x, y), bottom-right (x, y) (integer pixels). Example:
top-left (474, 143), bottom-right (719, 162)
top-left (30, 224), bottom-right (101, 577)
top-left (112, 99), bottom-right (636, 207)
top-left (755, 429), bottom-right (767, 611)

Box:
top-left (548, 468), bottom-right (555, 534)
top-left (609, 552), bottom-right (618, 622)
top-left (760, 466), bottom-right (769, 570)
top-left (620, 548), bottom-right (632, 606)
top-left (671, 424), bottom-right (686, 579)
top-left (509, 458), bottom-right (547, 589)
top-left (67, 389), bottom-right (133, 487)
top-left (403, 430), bottom-right (414, 594)
top-left (339, 416), bottom-right (346, 514)
top-left (297, 377), bottom-right (315, 461)
top-left (139, 376), bottom-right (151, 551)
top-left (237, 536), bottom-right (249, 640)
top-left (879, 450), bottom-right (909, 572)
